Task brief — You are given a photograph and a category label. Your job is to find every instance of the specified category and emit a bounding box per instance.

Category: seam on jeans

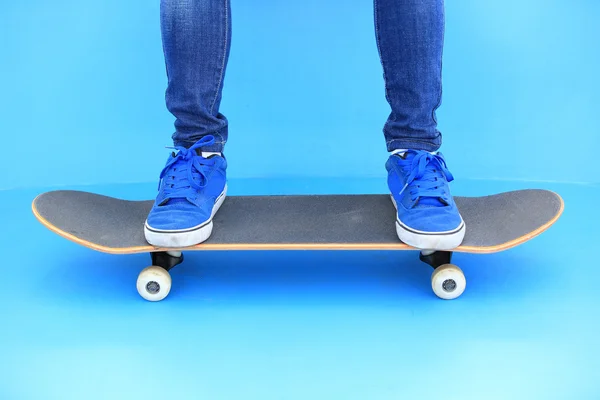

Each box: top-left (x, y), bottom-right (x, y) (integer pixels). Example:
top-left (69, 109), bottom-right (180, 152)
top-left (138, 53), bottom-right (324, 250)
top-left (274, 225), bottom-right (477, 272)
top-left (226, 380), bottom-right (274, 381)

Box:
top-left (432, 1), bottom-right (444, 126)
top-left (159, 2), bottom-right (170, 83)
top-left (373, 0), bottom-right (393, 134)
top-left (209, 0), bottom-right (229, 116)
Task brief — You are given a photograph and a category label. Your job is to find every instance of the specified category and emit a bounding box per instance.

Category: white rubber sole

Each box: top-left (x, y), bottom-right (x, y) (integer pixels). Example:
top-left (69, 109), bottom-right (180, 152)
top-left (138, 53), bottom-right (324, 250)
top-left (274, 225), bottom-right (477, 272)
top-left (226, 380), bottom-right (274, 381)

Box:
top-left (144, 185), bottom-right (227, 248)
top-left (390, 195), bottom-right (465, 250)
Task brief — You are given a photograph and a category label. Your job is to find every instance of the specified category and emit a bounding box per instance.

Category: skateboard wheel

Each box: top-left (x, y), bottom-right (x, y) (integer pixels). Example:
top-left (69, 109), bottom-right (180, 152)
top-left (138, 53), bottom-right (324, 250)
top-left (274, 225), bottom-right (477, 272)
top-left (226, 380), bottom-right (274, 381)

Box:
top-left (136, 266), bottom-right (172, 301)
top-left (431, 264), bottom-right (466, 300)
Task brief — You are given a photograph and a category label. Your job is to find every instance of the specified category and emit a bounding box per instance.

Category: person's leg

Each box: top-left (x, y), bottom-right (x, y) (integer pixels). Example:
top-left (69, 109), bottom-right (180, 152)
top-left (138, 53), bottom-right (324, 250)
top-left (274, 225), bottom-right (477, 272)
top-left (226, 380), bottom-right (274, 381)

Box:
top-left (374, 0), bottom-right (465, 250)
top-left (145, 0), bottom-right (231, 247)
top-left (374, 0), bottom-right (443, 151)
top-left (162, 0), bottom-right (232, 151)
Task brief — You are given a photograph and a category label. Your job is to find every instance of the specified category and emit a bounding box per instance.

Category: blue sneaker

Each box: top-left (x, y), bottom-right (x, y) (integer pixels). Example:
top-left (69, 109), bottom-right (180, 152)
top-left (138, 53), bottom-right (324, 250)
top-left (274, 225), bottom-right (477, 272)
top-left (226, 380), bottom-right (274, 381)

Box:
top-left (144, 135), bottom-right (227, 247)
top-left (386, 150), bottom-right (465, 250)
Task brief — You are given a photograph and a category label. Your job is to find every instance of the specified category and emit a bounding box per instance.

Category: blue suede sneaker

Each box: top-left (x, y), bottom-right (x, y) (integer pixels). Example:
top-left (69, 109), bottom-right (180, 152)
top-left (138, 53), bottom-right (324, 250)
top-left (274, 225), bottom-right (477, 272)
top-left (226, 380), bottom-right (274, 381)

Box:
top-left (144, 135), bottom-right (227, 247)
top-left (386, 150), bottom-right (465, 250)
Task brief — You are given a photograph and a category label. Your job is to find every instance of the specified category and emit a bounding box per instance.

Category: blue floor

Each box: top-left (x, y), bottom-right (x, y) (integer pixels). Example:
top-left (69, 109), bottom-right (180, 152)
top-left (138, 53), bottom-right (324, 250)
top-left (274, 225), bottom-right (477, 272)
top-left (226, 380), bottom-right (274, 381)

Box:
top-left (1, 178), bottom-right (598, 399)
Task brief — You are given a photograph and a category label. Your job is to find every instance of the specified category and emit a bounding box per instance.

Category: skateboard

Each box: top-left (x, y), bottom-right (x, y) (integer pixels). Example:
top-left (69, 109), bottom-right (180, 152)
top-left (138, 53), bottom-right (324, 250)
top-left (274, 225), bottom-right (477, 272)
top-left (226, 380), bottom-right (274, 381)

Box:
top-left (32, 189), bottom-right (563, 301)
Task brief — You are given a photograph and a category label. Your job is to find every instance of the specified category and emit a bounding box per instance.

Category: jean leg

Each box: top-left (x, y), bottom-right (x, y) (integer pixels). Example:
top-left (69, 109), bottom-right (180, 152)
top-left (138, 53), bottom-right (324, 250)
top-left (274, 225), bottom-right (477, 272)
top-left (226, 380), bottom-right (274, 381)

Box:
top-left (374, 0), bottom-right (445, 152)
top-left (161, 0), bottom-right (232, 151)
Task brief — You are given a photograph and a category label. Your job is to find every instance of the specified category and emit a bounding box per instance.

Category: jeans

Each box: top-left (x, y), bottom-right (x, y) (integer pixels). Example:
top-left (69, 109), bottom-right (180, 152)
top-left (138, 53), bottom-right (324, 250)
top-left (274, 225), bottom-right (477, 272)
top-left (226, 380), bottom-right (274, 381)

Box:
top-left (161, 0), bottom-right (445, 152)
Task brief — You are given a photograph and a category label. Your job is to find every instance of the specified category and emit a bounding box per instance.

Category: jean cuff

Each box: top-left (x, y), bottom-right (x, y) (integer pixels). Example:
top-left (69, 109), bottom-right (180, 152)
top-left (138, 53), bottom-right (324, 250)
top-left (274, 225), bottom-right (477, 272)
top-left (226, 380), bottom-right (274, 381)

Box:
top-left (173, 133), bottom-right (226, 152)
top-left (386, 137), bottom-right (441, 153)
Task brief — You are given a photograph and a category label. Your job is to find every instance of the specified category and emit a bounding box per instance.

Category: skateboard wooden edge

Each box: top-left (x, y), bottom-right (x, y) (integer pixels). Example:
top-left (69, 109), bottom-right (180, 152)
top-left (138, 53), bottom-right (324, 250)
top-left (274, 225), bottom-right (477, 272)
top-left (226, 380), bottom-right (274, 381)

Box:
top-left (31, 190), bottom-right (564, 256)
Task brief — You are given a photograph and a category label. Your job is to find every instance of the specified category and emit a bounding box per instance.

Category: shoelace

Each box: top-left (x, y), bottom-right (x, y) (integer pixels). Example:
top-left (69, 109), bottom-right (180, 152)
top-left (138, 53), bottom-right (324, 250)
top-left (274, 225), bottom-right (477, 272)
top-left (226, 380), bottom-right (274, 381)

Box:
top-left (158, 136), bottom-right (217, 203)
top-left (399, 151), bottom-right (454, 206)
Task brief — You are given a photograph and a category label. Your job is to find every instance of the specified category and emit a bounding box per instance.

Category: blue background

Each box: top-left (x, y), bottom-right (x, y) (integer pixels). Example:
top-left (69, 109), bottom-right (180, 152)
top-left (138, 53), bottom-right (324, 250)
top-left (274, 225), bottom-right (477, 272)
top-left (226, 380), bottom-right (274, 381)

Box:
top-left (1, 0), bottom-right (599, 399)
top-left (2, 0), bottom-right (599, 189)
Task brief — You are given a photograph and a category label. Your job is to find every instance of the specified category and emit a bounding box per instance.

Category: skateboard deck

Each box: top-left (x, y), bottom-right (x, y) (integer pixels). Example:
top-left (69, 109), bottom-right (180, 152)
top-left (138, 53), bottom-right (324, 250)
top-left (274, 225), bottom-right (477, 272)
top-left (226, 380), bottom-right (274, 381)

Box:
top-left (32, 189), bottom-right (563, 301)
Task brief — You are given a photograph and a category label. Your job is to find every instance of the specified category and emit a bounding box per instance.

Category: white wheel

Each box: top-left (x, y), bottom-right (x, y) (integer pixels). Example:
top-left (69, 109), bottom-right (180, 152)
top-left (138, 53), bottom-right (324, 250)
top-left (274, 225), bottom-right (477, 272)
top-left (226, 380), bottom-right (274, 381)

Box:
top-left (431, 264), bottom-right (466, 300)
top-left (136, 266), bottom-right (172, 301)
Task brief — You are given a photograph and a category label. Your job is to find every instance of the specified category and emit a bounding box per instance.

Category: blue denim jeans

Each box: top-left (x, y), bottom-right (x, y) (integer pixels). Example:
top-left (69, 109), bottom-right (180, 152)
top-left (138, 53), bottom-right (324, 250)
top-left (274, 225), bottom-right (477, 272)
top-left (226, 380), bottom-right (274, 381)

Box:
top-left (161, 0), bottom-right (444, 152)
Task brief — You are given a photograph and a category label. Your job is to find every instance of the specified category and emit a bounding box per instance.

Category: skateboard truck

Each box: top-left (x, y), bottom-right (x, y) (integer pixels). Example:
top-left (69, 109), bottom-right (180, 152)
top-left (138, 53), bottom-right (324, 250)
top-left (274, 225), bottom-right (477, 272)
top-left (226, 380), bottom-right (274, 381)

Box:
top-left (150, 251), bottom-right (184, 272)
top-left (142, 249), bottom-right (465, 301)
top-left (419, 250), bottom-right (452, 269)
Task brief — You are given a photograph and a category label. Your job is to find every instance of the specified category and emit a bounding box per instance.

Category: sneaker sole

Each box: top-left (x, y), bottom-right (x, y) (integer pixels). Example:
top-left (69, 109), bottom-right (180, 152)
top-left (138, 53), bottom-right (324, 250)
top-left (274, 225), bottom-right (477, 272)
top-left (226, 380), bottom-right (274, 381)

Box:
top-left (143, 185), bottom-right (227, 248)
top-left (390, 194), bottom-right (465, 250)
